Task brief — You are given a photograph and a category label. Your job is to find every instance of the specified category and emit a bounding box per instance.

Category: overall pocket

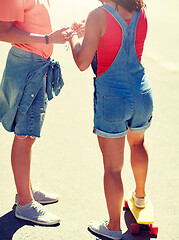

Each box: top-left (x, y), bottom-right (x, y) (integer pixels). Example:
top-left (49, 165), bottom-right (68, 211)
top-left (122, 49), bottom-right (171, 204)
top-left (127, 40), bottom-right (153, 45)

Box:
top-left (103, 95), bottom-right (125, 122)
top-left (141, 90), bottom-right (153, 116)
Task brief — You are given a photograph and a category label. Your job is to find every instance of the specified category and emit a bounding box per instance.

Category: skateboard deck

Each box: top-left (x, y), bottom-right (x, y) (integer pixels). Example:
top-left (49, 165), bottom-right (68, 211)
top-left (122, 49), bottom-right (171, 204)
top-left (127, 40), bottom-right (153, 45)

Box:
top-left (124, 192), bottom-right (158, 236)
top-left (127, 192), bottom-right (154, 224)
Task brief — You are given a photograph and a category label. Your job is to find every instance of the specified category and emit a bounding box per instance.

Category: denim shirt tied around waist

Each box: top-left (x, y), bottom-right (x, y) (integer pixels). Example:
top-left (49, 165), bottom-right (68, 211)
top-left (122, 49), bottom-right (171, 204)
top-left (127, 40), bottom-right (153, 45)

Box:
top-left (0, 47), bottom-right (64, 132)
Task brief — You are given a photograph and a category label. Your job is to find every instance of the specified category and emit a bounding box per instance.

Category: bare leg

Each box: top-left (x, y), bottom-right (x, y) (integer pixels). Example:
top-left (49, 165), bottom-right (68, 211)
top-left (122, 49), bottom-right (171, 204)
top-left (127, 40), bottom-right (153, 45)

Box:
top-left (127, 131), bottom-right (148, 198)
top-left (11, 135), bottom-right (35, 206)
top-left (98, 136), bottom-right (125, 231)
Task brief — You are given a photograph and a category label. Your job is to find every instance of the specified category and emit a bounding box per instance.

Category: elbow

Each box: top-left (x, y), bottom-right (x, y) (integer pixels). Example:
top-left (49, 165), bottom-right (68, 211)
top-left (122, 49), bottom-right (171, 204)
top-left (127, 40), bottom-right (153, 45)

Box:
top-left (78, 65), bottom-right (87, 72)
top-left (77, 61), bottom-right (90, 72)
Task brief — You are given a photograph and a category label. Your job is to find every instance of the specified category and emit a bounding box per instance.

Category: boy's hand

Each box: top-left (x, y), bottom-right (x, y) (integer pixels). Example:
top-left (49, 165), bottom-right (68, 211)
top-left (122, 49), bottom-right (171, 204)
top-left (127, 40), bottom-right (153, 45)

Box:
top-left (61, 28), bottom-right (77, 43)
top-left (48, 27), bottom-right (69, 44)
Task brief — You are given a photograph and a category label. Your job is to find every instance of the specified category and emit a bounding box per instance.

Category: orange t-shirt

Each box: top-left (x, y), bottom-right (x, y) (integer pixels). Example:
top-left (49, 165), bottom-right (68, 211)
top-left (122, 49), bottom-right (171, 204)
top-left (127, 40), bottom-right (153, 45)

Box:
top-left (0, 0), bottom-right (53, 59)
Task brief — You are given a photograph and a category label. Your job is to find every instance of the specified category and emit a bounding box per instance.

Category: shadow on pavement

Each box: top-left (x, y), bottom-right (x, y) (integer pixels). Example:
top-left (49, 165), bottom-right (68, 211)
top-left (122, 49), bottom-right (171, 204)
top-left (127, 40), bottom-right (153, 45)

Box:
top-left (0, 205), bottom-right (59, 240)
top-left (87, 208), bottom-right (157, 240)
top-left (122, 207), bottom-right (157, 240)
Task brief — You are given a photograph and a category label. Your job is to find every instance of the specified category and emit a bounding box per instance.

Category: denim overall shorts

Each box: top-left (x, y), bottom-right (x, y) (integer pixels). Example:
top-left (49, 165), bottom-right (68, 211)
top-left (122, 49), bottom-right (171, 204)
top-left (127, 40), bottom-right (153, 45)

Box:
top-left (93, 4), bottom-right (153, 138)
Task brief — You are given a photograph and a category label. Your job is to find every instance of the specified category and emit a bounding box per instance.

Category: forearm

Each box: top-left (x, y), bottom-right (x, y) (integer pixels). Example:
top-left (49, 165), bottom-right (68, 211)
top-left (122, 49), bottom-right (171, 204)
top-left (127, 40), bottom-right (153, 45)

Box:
top-left (68, 13), bottom-right (100, 72)
top-left (69, 35), bottom-right (81, 67)
top-left (69, 35), bottom-right (90, 71)
top-left (0, 25), bottom-right (46, 44)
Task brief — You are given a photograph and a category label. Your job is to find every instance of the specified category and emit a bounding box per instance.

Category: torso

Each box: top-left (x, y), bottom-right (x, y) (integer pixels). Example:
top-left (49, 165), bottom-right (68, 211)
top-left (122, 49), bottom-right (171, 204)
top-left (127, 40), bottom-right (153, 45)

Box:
top-left (14, 0), bottom-right (53, 59)
top-left (96, 5), bottom-right (147, 76)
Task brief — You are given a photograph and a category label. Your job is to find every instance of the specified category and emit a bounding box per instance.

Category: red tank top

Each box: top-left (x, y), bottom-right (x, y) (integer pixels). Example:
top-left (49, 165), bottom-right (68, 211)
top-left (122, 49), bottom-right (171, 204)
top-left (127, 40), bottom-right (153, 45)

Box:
top-left (97, 8), bottom-right (148, 76)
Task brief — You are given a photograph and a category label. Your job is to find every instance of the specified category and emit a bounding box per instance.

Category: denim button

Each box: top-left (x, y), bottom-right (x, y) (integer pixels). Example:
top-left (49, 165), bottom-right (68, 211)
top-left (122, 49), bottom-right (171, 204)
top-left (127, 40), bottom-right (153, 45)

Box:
top-left (31, 94), bottom-right (34, 98)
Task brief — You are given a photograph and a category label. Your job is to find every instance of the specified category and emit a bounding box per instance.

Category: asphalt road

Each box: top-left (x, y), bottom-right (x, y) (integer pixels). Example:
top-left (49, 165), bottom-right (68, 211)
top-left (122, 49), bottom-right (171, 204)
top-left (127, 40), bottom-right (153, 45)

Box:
top-left (0, 40), bottom-right (178, 240)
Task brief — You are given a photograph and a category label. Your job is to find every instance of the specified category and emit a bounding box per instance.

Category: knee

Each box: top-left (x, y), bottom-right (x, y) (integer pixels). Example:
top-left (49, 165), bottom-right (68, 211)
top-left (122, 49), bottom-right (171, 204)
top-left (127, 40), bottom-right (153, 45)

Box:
top-left (104, 167), bottom-right (123, 182)
top-left (104, 160), bottom-right (124, 174)
top-left (128, 136), bottom-right (144, 149)
top-left (130, 141), bottom-right (144, 150)
top-left (127, 131), bottom-right (146, 148)
top-left (15, 135), bottom-right (36, 148)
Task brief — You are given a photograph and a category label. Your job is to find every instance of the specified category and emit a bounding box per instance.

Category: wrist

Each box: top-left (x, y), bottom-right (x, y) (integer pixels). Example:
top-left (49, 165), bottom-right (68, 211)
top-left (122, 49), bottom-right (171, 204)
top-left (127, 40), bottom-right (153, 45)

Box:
top-left (45, 34), bottom-right (49, 44)
top-left (68, 33), bottom-right (78, 42)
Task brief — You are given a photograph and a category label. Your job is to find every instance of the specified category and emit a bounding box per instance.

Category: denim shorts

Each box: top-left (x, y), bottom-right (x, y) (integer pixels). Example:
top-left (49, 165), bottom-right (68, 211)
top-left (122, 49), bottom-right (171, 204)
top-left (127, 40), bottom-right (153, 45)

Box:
top-left (93, 89), bottom-right (153, 138)
top-left (14, 77), bottom-right (47, 138)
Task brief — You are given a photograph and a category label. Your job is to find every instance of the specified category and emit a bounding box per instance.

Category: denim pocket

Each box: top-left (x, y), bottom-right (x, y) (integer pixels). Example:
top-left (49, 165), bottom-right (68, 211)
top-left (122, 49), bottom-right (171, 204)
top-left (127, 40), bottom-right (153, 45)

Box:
top-left (103, 95), bottom-right (125, 122)
top-left (141, 90), bottom-right (153, 116)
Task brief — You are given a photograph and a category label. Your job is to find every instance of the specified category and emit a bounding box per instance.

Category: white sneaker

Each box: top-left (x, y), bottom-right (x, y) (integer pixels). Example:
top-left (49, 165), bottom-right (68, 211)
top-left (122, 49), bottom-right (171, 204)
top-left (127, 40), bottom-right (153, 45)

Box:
top-left (15, 200), bottom-right (60, 225)
top-left (15, 187), bottom-right (59, 205)
top-left (132, 192), bottom-right (146, 208)
top-left (88, 220), bottom-right (122, 240)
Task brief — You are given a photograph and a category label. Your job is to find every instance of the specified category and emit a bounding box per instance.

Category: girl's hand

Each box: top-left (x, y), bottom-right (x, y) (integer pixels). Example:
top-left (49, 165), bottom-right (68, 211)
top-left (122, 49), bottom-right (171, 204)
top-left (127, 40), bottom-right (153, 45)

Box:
top-left (61, 20), bottom-right (86, 42)
top-left (71, 20), bottom-right (86, 38)
top-left (71, 20), bottom-right (85, 31)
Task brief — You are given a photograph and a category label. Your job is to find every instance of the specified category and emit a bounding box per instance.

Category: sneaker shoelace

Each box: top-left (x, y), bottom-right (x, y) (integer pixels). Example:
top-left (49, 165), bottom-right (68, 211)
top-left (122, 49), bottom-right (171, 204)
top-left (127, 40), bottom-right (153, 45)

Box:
top-left (32, 202), bottom-right (46, 215)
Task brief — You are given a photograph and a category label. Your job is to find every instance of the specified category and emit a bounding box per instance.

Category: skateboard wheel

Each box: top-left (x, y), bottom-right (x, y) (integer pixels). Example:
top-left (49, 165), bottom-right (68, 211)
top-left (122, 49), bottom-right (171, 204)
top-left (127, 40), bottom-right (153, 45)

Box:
top-left (124, 200), bottom-right (129, 208)
top-left (131, 223), bottom-right (140, 235)
top-left (149, 224), bottom-right (158, 235)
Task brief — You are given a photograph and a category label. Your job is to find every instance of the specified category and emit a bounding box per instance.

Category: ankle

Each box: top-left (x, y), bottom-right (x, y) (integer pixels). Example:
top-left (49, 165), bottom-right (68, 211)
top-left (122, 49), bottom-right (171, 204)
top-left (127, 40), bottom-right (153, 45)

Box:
top-left (107, 222), bottom-right (121, 232)
top-left (135, 189), bottom-right (145, 198)
top-left (18, 195), bottom-right (33, 206)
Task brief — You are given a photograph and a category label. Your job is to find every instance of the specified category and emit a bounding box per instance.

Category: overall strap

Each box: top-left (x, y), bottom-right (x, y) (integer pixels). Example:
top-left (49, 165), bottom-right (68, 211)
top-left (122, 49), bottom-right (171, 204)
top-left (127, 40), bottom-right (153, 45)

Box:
top-left (101, 4), bottom-right (141, 51)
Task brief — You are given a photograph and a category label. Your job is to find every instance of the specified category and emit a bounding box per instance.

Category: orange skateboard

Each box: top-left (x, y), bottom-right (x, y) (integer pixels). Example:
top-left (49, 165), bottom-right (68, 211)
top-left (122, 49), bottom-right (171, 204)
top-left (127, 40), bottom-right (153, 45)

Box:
top-left (124, 192), bottom-right (158, 236)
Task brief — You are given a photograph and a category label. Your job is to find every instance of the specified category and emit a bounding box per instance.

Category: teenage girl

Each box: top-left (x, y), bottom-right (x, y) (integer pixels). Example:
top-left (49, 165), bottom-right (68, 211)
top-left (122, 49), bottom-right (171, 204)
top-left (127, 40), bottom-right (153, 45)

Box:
top-left (68, 0), bottom-right (153, 239)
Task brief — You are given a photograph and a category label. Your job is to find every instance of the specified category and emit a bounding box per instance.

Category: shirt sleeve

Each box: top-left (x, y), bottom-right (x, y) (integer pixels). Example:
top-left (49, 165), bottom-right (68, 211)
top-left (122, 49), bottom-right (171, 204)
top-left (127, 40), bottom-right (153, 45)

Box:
top-left (0, 0), bottom-right (24, 22)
